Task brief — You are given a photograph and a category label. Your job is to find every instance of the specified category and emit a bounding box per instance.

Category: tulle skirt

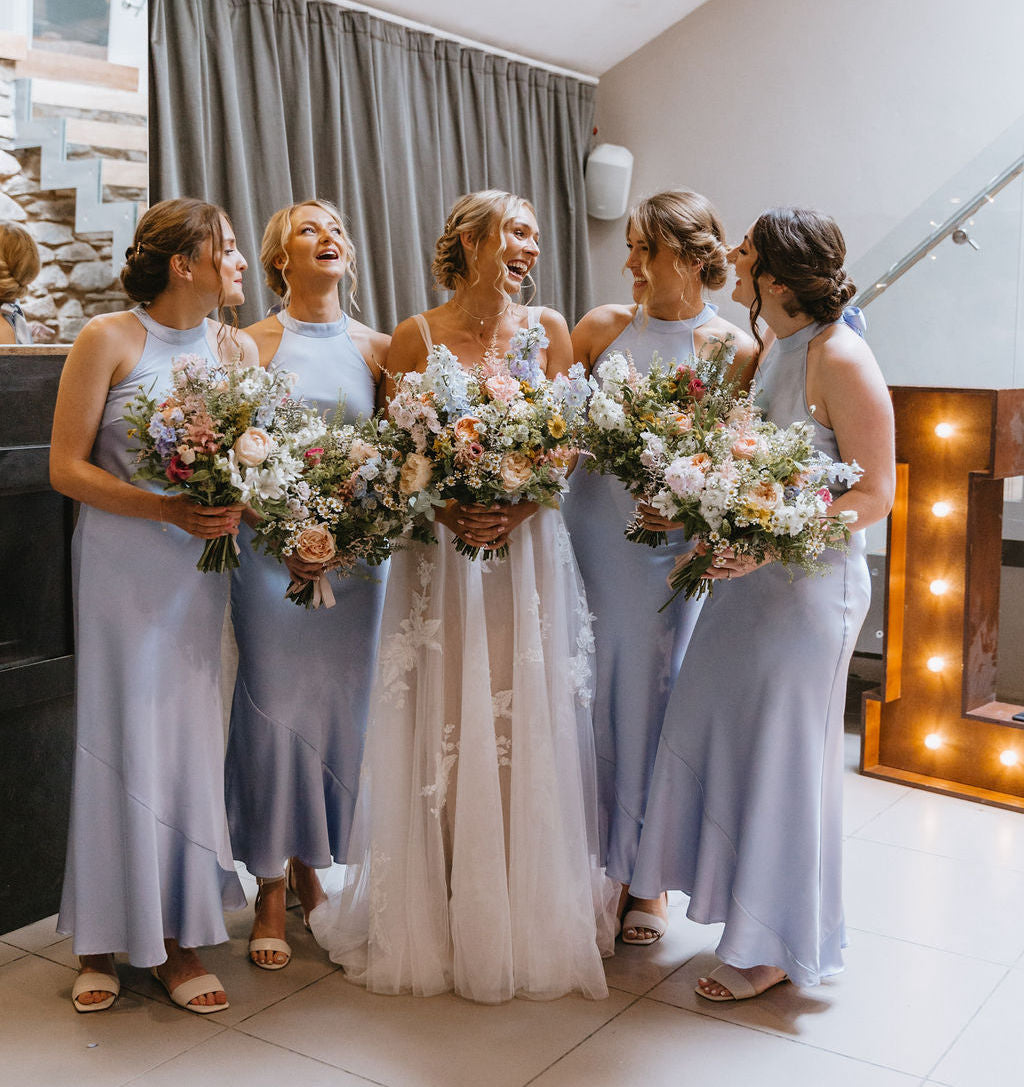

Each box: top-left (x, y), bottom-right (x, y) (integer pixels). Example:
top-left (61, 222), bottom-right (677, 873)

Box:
top-left (310, 510), bottom-right (616, 1003)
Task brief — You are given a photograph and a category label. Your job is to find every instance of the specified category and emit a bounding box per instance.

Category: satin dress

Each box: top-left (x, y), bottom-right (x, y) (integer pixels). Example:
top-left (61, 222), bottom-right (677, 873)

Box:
top-left (561, 304), bottom-right (714, 883)
top-left (57, 306), bottom-right (246, 966)
top-left (225, 310), bottom-right (386, 878)
top-left (630, 318), bottom-right (870, 987)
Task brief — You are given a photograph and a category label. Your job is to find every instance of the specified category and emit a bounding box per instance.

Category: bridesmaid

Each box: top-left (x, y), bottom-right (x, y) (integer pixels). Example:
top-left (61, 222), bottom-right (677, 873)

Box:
top-left (562, 191), bottom-right (755, 944)
top-left (630, 207), bottom-right (895, 999)
top-left (51, 198), bottom-right (255, 1013)
top-left (225, 199), bottom-right (390, 969)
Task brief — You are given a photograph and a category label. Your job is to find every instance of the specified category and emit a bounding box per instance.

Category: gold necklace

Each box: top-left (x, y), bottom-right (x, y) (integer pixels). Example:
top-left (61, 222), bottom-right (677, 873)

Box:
top-left (452, 296), bottom-right (511, 328)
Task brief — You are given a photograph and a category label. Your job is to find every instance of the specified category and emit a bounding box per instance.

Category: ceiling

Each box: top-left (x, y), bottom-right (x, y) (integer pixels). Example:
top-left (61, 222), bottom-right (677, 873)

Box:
top-left (337, 1), bottom-right (710, 77)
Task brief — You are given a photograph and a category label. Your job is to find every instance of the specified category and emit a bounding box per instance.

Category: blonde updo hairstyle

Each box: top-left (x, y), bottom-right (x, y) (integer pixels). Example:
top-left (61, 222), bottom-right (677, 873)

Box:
top-left (260, 199), bottom-right (357, 307)
top-left (432, 189), bottom-right (536, 293)
top-left (0, 221), bottom-right (42, 303)
top-left (121, 197), bottom-right (229, 304)
top-left (747, 206), bottom-right (856, 355)
top-left (626, 190), bottom-right (729, 300)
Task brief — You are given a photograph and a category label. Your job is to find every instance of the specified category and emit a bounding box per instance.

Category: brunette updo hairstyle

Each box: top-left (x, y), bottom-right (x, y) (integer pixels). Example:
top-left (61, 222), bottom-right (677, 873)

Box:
top-left (260, 199), bottom-right (358, 307)
top-left (120, 197), bottom-right (229, 304)
top-left (747, 207), bottom-right (856, 352)
top-left (432, 189), bottom-right (535, 292)
top-left (0, 222), bottom-right (41, 303)
top-left (627, 190), bottom-right (729, 294)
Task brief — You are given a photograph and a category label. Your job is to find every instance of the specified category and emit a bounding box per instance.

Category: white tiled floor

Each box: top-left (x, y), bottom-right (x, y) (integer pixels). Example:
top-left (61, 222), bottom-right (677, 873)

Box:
top-left (4, 732), bottom-right (1020, 1087)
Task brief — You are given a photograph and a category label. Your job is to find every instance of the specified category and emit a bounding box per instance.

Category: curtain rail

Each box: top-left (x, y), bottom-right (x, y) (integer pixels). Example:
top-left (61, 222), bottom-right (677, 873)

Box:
top-left (318, 0), bottom-right (599, 84)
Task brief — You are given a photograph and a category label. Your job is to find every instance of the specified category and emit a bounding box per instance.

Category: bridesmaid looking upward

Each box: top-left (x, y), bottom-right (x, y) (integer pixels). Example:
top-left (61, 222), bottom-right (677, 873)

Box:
top-left (51, 198), bottom-right (255, 1014)
top-left (562, 191), bottom-right (755, 945)
top-left (630, 207), bottom-right (894, 1000)
top-left (310, 190), bottom-right (615, 1003)
top-left (226, 199), bottom-right (390, 970)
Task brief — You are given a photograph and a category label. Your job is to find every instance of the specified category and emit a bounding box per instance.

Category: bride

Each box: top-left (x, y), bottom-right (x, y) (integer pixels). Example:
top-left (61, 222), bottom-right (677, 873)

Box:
top-left (310, 190), bottom-right (615, 1003)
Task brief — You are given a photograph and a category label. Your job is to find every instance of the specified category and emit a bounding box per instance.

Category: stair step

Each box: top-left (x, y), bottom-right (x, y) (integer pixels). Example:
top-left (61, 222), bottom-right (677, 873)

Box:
top-left (27, 77), bottom-right (146, 120)
top-left (67, 118), bottom-right (147, 154)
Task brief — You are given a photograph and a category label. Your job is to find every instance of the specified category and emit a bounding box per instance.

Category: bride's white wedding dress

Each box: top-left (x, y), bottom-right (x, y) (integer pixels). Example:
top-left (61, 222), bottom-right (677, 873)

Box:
top-left (310, 506), bottom-right (616, 1003)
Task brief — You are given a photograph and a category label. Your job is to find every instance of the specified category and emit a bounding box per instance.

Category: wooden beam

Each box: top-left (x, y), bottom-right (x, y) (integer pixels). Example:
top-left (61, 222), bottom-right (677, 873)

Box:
top-left (0, 31), bottom-right (29, 61)
top-left (14, 48), bottom-right (139, 92)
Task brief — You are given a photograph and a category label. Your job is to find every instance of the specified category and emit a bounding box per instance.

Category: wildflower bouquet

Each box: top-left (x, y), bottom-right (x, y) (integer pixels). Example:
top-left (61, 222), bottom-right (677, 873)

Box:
top-left (124, 353), bottom-right (305, 572)
top-left (649, 397), bottom-right (861, 606)
top-left (253, 413), bottom-right (426, 608)
top-left (385, 325), bottom-right (591, 559)
top-left (582, 337), bottom-right (739, 546)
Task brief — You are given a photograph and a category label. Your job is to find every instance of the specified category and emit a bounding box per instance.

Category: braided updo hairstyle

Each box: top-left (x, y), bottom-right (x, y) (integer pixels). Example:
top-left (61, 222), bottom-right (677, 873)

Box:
top-left (626, 190), bottom-right (730, 295)
top-left (0, 222), bottom-right (41, 303)
top-left (120, 197), bottom-right (229, 304)
top-left (431, 190), bottom-right (535, 292)
top-left (747, 207), bottom-right (856, 352)
top-left (260, 199), bottom-right (358, 307)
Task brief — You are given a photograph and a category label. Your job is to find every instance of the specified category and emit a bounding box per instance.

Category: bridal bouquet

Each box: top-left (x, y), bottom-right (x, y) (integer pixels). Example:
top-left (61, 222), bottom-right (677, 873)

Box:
top-left (385, 325), bottom-right (590, 559)
top-left (253, 413), bottom-right (426, 608)
top-left (124, 353), bottom-right (305, 572)
top-left (649, 398), bottom-right (861, 605)
top-left (582, 337), bottom-right (739, 546)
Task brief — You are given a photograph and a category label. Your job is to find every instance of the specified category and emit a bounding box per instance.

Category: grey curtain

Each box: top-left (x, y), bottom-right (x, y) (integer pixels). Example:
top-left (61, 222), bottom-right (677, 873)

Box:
top-left (149, 0), bottom-right (595, 330)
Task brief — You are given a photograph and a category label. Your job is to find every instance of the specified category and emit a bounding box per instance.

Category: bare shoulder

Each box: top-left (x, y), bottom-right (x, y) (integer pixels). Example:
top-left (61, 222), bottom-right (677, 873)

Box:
top-left (571, 303), bottom-right (634, 371)
top-left (811, 321), bottom-right (880, 374)
top-left (537, 305), bottom-right (570, 336)
top-left (242, 314), bottom-right (284, 364)
top-left (574, 303), bottom-right (633, 340)
top-left (67, 309), bottom-right (145, 370)
top-left (234, 327), bottom-right (260, 366)
top-left (347, 316), bottom-right (391, 380)
top-left (388, 314), bottom-right (429, 375)
top-left (348, 316), bottom-right (391, 356)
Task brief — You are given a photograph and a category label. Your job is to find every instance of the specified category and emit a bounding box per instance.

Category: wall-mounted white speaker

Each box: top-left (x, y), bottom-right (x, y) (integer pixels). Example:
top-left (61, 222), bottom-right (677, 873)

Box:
top-left (585, 144), bottom-right (634, 221)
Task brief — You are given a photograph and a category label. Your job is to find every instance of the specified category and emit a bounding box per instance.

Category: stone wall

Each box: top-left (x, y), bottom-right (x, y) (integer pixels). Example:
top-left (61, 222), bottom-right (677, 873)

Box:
top-left (0, 57), bottom-right (147, 343)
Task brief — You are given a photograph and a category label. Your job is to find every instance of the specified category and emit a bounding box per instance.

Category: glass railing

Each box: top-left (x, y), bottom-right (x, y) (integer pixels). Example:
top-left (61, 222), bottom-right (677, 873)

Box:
top-left (851, 113), bottom-right (1024, 393)
top-left (849, 117), bottom-right (1024, 702)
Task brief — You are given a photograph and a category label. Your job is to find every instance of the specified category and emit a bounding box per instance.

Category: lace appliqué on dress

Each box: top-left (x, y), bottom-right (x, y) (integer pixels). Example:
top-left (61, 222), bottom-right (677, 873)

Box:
top-left (368, 844), bottom-right (393, 955)
top-left (377, 556), bottom-right (441, 707)
top-left (495, 734), bottom-right (511, 767)
top-left (421, 723), bottom-right (459, 818)
top-left (569, 596), bottom-right (597, 708)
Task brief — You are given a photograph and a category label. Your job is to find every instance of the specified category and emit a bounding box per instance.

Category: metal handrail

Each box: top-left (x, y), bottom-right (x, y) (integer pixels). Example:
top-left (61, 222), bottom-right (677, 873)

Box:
top-left (855, 154), bottom-right (1024, 309)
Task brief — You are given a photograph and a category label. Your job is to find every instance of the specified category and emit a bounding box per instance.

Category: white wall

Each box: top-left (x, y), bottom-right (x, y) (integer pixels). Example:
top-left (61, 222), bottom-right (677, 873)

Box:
top-left (587, 0), bottom-right (1024, 346)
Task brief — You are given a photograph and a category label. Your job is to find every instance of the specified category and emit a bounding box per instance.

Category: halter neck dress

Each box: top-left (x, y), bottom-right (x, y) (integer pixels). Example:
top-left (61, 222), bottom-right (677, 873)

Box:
top-left (561, 304), bottom-right (713, 884)
top-left (630, 318), bottom-right (870, 986)
top-left (225, 309), bottom-right (386, 877)
top-left (57, 306), bottom-right (246, 965)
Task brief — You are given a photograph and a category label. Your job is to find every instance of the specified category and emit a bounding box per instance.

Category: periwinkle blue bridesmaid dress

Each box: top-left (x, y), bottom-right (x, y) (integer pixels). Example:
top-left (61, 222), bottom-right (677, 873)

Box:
top-left (57, 307), bottom-right (246, 966)
top-left (561, 304), bottom-right (713, 885)
top-left (629, 318), bottom-right (871, 987)
top-left (225, 310), bottom-right (386, 878)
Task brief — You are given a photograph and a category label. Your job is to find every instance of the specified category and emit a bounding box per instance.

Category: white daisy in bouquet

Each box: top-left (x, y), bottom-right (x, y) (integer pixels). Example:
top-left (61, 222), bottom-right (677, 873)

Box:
top-left (651, 397), bottom-right (862, 606)
top-left (124, 353), bottom-right (306, 572)
top-left (385, 324), bottom-right (590, 560)
top-left (254, 412), bottom-right (426, 608)
top-left (582, 336), bottom-right (739, 546)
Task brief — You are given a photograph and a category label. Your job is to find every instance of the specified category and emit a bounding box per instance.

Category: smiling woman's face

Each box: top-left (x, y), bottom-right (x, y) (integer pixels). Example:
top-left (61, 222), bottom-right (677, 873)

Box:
top-left (281, 204), bottom-right (350, 281)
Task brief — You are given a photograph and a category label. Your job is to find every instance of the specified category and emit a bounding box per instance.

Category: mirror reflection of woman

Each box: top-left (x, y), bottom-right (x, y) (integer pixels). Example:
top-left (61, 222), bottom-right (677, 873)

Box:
top-left (51, 198), bottom-right (256, 1014)
top-left (310, 190), bottom-right (616, 1003)
top-left (630, 207), bottom-right (895, 1002)
top-left (562, 191), bottom-right (755, 945)
top-left (0, 221), bottom-right (52, 344)
top-left (225, 200), bottom-right (390, 970)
